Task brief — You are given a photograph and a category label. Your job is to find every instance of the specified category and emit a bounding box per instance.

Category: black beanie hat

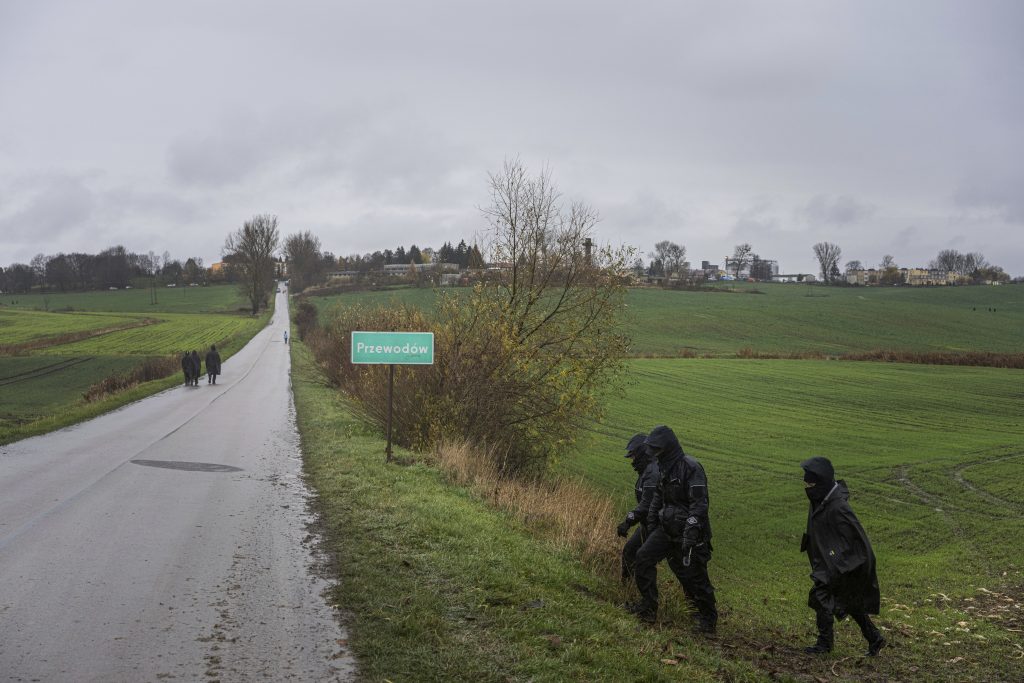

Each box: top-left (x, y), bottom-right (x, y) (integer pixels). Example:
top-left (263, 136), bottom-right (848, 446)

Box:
top-left (625, 433), bottom-right (647, 457)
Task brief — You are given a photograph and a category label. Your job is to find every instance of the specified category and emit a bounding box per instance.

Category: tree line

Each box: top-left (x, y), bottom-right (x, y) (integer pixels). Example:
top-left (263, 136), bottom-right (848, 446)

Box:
top-left (0, 247), bottom-right (213, 294)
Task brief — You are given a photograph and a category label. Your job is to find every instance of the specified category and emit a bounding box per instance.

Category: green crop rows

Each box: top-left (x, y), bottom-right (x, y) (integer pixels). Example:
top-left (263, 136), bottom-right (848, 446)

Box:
top-left (0, 309), bottom-right (142, 346)
top-left (35, 314), bottom-right (262, 356)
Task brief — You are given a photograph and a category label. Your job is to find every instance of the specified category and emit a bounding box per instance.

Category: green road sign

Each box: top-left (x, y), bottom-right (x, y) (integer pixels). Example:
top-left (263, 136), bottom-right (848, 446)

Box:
top-left (350, 331), bottom-right (434, 365)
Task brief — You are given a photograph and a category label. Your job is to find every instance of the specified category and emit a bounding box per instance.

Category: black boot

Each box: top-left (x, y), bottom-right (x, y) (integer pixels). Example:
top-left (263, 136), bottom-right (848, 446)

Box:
top-left (853, 614), bottom-right (886, 656)
top-left (624, 601), bottom-right (657, 624)
top-left (804, 638), bottom-right (832, 654)
top-left (805, 609), bottom-right (834, 654)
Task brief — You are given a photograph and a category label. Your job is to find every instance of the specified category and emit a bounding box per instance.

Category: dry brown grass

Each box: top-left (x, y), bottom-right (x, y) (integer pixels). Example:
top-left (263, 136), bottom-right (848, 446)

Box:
top-left (432, 439), bottom-right (622, 579)
top-left (82, 355), bottom-right (180, 402)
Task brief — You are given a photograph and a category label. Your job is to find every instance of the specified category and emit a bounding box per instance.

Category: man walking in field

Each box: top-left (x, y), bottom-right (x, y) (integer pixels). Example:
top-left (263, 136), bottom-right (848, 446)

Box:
top-left (617, 433), bottom-right (659, 586)
top-left (205, 344), bottom-right (221, 385)
top-left (628, 426), bottom-right (717, 633)
top-left (800, 456), bottom-right (885, 656)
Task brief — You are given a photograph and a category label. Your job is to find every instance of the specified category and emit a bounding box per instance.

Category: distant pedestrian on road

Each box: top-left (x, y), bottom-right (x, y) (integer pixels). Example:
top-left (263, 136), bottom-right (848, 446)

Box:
top-left (616, 433), bottom-right (658, 586)
top-left (283, 329), bottom-right (289, 345)
top-left (181, 351), bottom-right (191, 386)
top-left (205, 345), bottom-right (221, 385)
top-left (800, 456), bottom-right (885, 657)
top-left (189, 350), bottom-right (202, 386)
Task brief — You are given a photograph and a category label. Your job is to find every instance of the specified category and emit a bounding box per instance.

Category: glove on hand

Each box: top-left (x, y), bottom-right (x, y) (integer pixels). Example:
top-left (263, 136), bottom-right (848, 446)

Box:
top-left (680, 517), bottom-right (700, 552)
top-left (616, 516), bottom-right (632, 538)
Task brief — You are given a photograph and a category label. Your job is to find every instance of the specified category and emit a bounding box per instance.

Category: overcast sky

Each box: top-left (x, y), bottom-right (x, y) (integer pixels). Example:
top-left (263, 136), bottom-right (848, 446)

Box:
top-left (2, 0), bottom-right (1021, 276)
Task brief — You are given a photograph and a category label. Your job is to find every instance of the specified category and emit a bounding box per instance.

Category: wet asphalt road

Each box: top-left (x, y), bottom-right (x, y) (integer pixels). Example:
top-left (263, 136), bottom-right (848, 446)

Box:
top-left (0, 291), bottom-right (356, 682)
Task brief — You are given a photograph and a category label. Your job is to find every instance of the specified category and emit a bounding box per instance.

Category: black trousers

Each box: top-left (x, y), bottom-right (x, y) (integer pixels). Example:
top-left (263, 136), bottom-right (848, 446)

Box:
top-left (621, 525), bottom-right (648, 583)
top-left (634, 526), bottom-right (717, 624)
top-left (814, 608), bottom-right (880, 644)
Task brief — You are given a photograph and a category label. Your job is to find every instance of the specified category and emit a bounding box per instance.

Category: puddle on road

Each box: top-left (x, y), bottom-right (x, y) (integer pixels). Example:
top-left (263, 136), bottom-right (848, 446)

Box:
top-left (130, 459), bottom-right (243, 473)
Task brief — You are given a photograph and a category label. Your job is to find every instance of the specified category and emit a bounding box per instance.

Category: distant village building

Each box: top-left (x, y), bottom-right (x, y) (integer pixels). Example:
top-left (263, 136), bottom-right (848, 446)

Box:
top-left (381, 262), bottom-right (459, 277)
top-left (846, 268), bottom-right (956, 286)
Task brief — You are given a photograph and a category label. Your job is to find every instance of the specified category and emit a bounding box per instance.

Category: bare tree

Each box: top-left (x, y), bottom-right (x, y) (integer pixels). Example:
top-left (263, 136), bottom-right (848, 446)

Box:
top-left (813, 242), bottom-right (842, 283)
top-left (223, 214), bottom-right (280, 315)
top-left (432, 158), bottom-right (632, 471)
top-left (730, 243), bottom-right (752, 279)
top-left (651, 240), bottom-right (687, 282)
top-left (844, 260), bottom-right (863, 273)
top-left (283, 230), bottom-right (325, 292)
top-left (879, 254), bottom-right (896, 270)
top-left (930, 249), bottom-right (963, 273)
top-left (962, 252), bottom-right (988, 278)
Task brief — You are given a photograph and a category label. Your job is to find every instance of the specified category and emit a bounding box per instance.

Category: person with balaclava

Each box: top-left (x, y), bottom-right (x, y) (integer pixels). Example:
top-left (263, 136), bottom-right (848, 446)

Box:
top-left (616, 432), bottom-right (659, 585)
top-left (800, 456), bottom-right (885, 656)
top-left (628, 425), bottom-right (717, 632)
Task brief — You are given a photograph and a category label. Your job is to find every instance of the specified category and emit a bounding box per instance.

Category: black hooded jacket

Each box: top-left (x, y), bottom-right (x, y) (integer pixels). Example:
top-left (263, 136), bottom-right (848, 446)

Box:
top-left (205, 349), bottom-right (221, 375)
top-left (627, 457), bottom-right (660, 525)
top-left (645, 427), bottom-right (712, 544)
top-left (801, 479), bottom-right (880, 614)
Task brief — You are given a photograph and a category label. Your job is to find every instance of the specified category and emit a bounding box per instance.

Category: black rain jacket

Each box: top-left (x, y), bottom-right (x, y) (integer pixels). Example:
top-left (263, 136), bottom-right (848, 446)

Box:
top-left (626, 458), bottom-right (659, 528)
top-left (801, 480), bottom-right (880, 615)
top-left (205, 350), bottom-right (221, 375)
top-left (646, 432), bottom-right (712, 544)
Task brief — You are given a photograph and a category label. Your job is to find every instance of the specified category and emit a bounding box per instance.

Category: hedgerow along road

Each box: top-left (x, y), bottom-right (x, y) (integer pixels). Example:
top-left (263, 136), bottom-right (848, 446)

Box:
top-left (0, 290), bottom-right (356, 682)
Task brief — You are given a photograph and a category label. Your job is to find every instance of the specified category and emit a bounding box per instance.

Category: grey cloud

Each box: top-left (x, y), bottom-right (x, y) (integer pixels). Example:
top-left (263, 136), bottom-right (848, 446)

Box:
top-left (0, 174), bottom-right (95, 242)
top-left (798, 195), bottom-right (876, 227)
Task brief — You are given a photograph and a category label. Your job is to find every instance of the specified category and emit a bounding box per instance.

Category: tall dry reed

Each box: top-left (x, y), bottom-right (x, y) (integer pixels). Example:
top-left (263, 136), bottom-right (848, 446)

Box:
top-left (432, 439), bottom-right (623, 579)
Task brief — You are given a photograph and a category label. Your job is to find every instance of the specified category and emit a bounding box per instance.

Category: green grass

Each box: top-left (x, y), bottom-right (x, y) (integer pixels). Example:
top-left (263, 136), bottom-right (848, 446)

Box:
top-left (0, 309), bottom-right (145, 346)
top-left (0, 356), bottom-right (142, 425)
top-left (305, 282), bottom-right (1024, 357)
top-left (33, 314), bottom-right (263, 356)
top-left (291, 340), bottom-right (769, 682)
top-left (2, 283), bottom-right (249, 314)
top-left (562, 359), bottom-right (1024, 680)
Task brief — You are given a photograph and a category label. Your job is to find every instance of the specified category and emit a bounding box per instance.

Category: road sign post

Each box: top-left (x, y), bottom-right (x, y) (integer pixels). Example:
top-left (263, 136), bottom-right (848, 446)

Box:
top-left (350, 331), bottom-right (434, 462)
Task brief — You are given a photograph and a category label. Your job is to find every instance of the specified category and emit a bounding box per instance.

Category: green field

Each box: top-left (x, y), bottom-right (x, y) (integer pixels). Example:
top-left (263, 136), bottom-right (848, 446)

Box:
top-left (1, 284), bottom-right (247, 314)
top-left (0, 284), bottom-right (269, 444)
top-left (562, 359), bottom-right (1023, 678)
top-left (0, 309), bottom-right (147, 347)
top-left (305, 283), bottom-right (1024, 356)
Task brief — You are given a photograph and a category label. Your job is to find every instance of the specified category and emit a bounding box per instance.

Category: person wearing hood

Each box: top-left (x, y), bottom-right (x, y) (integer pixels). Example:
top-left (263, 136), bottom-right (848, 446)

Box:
top-left (800, 456), bottom-right (885, 656)
top-left (628, 425), bottom-right (717, 632)
top-left (616, 433), bottom-right (659, 586)
top-left (205, 344), bottom-right (221, 385)
top-left (189, 350), bottom-right (202, 387)
top-left (180, 351), bottom-right (192, 386)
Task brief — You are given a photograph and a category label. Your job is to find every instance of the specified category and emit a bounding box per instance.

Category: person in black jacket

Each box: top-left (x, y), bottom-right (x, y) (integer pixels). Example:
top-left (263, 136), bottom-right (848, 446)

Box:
top-left (180, 351), bottom-right (191, 386)
top-left (800, 456), bottom-right (885, 656)
top-left (205, 345), bottom-right (221, 385)
top-left (628, 425), bottom-right (717, 632)
top-left (616, 433), bottom-right (658, 586)
top-left (189, 350), bottom-right (202, 387)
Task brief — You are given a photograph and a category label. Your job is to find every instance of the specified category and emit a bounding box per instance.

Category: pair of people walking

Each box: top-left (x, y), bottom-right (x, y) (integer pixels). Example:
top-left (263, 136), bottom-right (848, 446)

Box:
top-left (617, 426), bottom-right (884, 657)
top-left (181, 345), bottom-right (221, 387)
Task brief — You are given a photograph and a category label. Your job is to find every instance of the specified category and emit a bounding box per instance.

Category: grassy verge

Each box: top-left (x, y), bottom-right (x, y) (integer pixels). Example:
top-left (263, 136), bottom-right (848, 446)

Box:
top-left (291, 339), bottom-right (770, 682)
